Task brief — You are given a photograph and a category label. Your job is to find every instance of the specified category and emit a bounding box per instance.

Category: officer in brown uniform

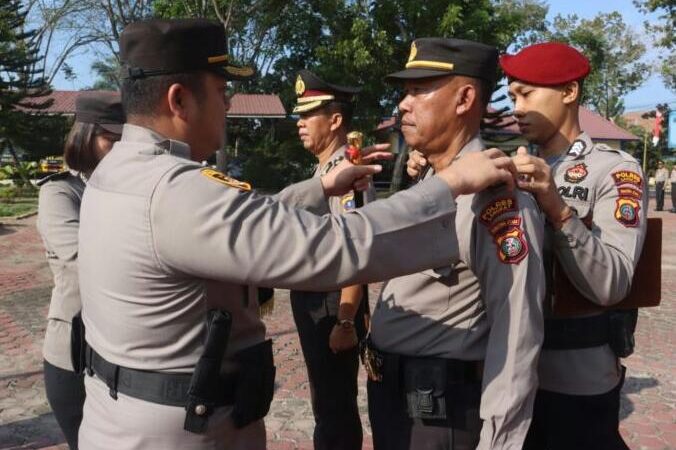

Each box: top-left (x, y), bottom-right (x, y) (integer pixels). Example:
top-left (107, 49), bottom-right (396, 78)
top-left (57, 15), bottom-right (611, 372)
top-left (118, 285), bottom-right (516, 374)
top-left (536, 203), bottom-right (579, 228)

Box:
top-left (37, 92), bottom-right (124, 449)
top-left (291, 70), bottom-right (374, 450)
top-left (367, 38), bottom-right (546, 450)
top-left (75, 20), bottom-right (519, 449)
top-left (503, 42), bottom-right (647, 450)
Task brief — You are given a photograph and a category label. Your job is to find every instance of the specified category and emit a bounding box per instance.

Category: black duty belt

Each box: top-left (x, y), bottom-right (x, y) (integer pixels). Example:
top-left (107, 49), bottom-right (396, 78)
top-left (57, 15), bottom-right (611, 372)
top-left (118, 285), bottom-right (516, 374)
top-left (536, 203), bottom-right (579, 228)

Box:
top-left (85, 348), bottom-right (236, 407)
top-left (543, 313), bottom-right (610, 350)
top-left (362, 339), bottom-right (483, 385)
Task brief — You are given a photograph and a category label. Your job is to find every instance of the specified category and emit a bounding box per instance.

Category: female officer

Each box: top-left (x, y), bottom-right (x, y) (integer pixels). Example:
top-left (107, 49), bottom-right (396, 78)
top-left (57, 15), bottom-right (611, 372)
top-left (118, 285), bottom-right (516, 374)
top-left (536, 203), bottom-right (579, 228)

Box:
top-left (37, 91), bottom-right (124, 449)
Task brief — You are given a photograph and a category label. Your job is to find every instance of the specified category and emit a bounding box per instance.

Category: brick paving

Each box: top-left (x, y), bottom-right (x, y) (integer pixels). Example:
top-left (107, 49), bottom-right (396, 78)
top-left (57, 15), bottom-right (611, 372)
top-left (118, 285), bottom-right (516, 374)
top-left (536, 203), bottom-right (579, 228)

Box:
top-left (0, 201), bottom-right (674, 450)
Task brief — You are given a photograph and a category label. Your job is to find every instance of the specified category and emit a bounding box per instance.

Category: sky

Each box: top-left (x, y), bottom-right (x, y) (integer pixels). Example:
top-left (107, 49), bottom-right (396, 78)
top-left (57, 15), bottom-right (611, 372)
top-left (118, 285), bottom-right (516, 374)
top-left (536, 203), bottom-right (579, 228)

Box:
top-left (49, 0), bottom-right (675, 112)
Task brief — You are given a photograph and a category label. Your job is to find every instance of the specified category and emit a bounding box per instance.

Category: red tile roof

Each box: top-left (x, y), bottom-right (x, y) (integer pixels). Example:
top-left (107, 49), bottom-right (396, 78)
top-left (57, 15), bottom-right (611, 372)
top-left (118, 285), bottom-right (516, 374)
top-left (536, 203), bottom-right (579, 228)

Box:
top-left (377, 106), bottom-right (639, 141)
top-left (22, 90), bottom-right (286, 118)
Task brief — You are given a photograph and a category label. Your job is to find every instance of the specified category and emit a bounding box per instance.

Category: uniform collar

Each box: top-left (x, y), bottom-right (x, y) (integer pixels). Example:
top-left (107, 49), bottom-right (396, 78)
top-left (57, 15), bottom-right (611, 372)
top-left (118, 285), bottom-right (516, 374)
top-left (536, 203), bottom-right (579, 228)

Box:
top-left (425, 134), bottom-right (483, 179)
top-left (562, 131), bottom-right (593, 161)
top-left (121, 123), bottom-right (193, 160)
top-left (317, 144), bottom-right (348, 176)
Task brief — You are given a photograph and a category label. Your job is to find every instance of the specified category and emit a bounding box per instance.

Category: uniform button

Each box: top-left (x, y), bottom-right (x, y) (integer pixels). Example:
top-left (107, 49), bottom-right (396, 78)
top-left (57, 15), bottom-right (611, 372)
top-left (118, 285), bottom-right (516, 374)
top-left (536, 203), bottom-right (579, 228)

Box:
top-left (195, 404), bottom-right (207, 416)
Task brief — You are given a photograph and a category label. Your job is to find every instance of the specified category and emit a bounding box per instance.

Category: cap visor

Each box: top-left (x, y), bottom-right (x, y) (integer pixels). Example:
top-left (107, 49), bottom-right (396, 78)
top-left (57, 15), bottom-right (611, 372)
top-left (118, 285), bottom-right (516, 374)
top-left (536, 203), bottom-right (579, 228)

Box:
top-left (384, 68), bottom-right (452, 83)
top-left (292, 100), bottom-right (326, 114)
top-left (99, 123), bottom-right (123, 134)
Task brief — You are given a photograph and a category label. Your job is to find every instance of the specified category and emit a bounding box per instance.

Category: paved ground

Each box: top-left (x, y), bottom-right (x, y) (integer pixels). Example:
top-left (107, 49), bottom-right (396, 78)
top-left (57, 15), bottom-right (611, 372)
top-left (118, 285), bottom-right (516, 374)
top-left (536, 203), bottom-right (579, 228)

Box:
top-left (0, 199), bottom-right (674, 450)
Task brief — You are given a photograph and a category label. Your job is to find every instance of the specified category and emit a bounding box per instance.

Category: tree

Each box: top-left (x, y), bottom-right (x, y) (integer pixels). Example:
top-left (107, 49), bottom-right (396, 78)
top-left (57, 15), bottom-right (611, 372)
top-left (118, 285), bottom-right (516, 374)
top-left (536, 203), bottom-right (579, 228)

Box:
top-left (634, 0), bottom-right (675, 91)
top-left (0, 0), bottom-right (53, 186)
top-left (543, 12), bottom-right (649, 121)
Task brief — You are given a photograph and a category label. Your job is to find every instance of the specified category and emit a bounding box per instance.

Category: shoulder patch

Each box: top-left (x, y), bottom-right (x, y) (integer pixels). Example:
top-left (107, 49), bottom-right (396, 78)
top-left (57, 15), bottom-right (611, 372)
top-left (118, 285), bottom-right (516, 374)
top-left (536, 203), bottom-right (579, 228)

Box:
top-left (615, 197), bottom-right (640, 227)
top-left (201, 168), bottom-right (251, 191)
top-left (564, 163), bottom-right (588, 183)
top-left (479, 197), bottom-right (518, 225)
top-left (494, 227), bottom-right (529, 264)
top-left (611, 170), bottom-right (643, 190)
top-left (617, 187), bottom-right (642, 200)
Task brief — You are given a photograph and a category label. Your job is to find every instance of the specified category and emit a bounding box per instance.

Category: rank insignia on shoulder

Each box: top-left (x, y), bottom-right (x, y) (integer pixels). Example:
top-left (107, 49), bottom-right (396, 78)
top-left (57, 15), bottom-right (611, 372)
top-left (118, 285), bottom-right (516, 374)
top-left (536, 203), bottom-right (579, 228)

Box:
top-left (611, 170), bottom-right (643, 190)
top-left (340, 193), bottom-right (356, 211)
top-left (567, 139), bottom-right (586, 157)
top-left (480, 197), bottom-right (518, 225)
top-left (564, 163), bottom-right (588, 183)
top-left (200, 168), bottom-right (252, 191)
top-left (615, 197), bottom-right (640, 227)
top-left (494, 227), bottom-right (528, 264)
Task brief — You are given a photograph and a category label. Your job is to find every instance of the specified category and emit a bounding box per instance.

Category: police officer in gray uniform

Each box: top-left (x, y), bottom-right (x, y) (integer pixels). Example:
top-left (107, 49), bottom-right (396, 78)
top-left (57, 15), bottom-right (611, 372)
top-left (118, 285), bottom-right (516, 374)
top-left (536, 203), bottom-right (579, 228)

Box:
top-left (367, 38), bottom-right (545, 450)
top-left (37, 92), bottom-right (123, 449)
top-left (76, 19), bottom-right (519, 450)
top-left (291, 70), bottom-right (374, 450)
top-left (503, 42), bottom-right (647, 450)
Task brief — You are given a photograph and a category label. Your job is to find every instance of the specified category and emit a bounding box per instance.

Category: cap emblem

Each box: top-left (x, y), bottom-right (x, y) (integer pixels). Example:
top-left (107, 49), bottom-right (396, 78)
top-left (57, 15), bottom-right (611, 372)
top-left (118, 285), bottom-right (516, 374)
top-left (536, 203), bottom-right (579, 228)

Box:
top-left (408, 42), bottom-right (418, 63)
top-left (295, 75), bottom-right (306, 96)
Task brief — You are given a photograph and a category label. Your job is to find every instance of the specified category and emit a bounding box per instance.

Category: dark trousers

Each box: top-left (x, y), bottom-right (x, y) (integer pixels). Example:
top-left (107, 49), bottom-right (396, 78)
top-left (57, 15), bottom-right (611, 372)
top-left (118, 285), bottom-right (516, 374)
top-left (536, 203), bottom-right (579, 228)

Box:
top-left (656, 181), bottom-right (665, 210)
top-left (43, 359), bottom-right (85, 450)
top-left (671, 182), bottom-right (676, 210)
top-left (367, 367), bottom-right (482, 450)
top-left (290, 291), bottom-right (366, 450)
top-left (522, 372), bottom-right (628, 450)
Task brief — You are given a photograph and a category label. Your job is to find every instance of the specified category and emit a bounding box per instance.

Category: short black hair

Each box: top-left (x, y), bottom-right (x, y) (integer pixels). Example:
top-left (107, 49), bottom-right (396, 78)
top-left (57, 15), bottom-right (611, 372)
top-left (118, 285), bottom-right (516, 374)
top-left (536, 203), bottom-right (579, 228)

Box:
top-left (63, 122), bottom-right (117, 172)
top-left (121, 71), bottom-right (208, 117)
top-left (321, 101), bottom-right (354, 128)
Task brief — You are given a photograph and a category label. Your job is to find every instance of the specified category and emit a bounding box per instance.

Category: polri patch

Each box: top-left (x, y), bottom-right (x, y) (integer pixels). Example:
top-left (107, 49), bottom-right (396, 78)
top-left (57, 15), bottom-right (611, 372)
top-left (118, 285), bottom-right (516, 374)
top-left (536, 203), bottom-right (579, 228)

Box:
top-left (494, 227), bottom-right (529, 264)
top-left (615, 197), bottom-right (640, 227)
top-left (564, 163), bottom-right (588, 183)
top-left (612, 170), bottom-right (643, 190)
top-left (201, 168), bottom-right (252, 191)
top-left (567, 140), bottom-right (586, 157)
top-left (480, 197), bottom-right (518, 225)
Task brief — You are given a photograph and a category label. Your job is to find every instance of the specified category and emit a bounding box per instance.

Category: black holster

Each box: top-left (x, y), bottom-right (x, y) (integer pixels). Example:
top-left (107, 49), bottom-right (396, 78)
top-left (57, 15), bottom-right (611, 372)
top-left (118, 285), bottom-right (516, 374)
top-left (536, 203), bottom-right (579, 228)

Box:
top-left (231, 339), bottom-right (276, 429)
top-left (70, 311), bottom-right (86, 375)
top-left (404, 358), bottom-right (448, 420)
top-left (184, 309), bottom-right (232, 433)
top-left (608, 309), bottom-right (638, 358)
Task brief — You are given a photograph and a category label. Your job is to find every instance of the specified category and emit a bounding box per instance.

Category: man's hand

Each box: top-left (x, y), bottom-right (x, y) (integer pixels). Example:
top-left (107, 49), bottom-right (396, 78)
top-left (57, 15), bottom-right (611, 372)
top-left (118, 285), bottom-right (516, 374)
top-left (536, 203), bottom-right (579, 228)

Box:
top-left (512, 146), bottom-right (570, 228)
top-left (406, 150), bottom-right (427, 178)
top-left (329, 324), bottom-right (358, 353)
top-left (321, 143), bottom-right (392, 197)
top-left (436, 148), bottom-right (517, 197)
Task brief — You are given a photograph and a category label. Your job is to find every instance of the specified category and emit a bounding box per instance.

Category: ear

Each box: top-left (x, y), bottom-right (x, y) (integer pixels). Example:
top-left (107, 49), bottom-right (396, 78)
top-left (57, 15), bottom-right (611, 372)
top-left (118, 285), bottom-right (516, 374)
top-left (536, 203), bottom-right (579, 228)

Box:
top-left (329, 112), bottom-right (344, 132)
top-left (455, 84), bottom-right (477, 116)
top-left (167, 83), bottom-right (190, 121)
top-left (562, 81), bottom-right (581, 105)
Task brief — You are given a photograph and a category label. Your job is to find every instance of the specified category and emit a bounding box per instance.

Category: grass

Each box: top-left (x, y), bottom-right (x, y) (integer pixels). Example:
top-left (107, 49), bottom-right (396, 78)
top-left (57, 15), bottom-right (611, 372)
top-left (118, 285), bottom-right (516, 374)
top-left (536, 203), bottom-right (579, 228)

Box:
top-left (0, 197), bottom-right (38, 217)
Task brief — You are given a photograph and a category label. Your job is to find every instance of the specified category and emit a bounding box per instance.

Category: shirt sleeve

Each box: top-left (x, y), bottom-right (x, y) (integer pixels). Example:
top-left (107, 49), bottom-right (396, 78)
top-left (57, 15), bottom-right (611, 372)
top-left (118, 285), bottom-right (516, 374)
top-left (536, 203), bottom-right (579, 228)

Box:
top-left (553, 160), bottom-right (647, 306)
top-left (473, 190), bottom-right (545, 450)
top-left (150, 165), bottom-right (460, 291)
top-left (37, 182), bottom-right (81, 262)
top-left (272, 177), bottom-right (329, 215)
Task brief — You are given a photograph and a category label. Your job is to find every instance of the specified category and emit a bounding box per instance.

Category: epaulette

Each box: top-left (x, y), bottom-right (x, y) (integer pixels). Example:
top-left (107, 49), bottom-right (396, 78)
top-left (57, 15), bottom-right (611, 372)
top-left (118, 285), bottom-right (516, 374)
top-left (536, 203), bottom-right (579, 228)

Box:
top-left (594, 144), bottom-right (639, 164)
top-left (36, 171), bottom-right (71, 187)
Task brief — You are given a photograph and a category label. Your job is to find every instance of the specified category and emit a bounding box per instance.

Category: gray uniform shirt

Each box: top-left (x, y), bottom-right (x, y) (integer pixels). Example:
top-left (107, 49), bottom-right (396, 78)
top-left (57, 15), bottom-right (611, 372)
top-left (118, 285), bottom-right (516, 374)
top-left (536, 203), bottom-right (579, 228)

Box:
top-left (655, 167), bottom-right (669, 183)
top-left (78, 124), bottom-right (462, 374)
top-left (371, 136), bottom-right (546, 450)
top-left (539, 132), bottom-right (648, 395)
top-left (37, 171), bottom-right (86, 370)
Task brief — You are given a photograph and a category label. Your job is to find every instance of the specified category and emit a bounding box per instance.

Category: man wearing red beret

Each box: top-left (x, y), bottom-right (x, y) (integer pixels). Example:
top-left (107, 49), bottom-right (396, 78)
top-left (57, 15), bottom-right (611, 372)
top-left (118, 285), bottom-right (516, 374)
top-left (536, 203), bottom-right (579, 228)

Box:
top-left (500, 42), bottom-right (645, 449)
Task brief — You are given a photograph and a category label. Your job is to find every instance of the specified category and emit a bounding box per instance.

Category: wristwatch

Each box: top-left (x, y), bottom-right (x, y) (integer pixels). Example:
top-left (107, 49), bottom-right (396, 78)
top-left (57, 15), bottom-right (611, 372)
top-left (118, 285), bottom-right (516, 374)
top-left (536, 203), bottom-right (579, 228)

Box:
top-left (337, 318), bottom-right (355, 330)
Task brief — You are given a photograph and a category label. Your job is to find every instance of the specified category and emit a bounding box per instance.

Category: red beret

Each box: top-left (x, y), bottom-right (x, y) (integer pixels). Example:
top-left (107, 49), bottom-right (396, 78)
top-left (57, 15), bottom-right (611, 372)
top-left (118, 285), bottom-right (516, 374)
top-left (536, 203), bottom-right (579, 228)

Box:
top-left (499, 42), bottom-right (590, 86)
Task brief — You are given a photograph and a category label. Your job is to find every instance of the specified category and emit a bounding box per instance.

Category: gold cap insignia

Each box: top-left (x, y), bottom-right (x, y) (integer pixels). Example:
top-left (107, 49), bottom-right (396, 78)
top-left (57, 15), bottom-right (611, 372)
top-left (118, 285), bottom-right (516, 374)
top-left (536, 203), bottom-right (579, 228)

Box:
top-left (201, 168), bottom-right (252, 191)
top-left (408, 42), bottom-right (418, 63)
top-left (295, 75), bottom-right (306, 96)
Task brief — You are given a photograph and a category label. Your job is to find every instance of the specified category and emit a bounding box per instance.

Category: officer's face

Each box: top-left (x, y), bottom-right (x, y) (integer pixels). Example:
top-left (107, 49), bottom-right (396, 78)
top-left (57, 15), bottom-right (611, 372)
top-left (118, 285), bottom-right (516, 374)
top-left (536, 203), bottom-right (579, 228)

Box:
top-left (398, 76), bottom-right (461, 155)
top-left (296, 109), bottom-right (334, 153)
top-left (188, 73), bottom-right (230, 160)
top-left (508, 81), bottom-right (570, 146)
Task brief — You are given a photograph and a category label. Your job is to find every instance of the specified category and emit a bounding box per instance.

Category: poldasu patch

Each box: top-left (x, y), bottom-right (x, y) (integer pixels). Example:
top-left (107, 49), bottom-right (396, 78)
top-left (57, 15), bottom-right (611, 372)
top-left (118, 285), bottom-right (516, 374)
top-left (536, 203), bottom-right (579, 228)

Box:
top-left (615, 197), bottom-right (640, 227)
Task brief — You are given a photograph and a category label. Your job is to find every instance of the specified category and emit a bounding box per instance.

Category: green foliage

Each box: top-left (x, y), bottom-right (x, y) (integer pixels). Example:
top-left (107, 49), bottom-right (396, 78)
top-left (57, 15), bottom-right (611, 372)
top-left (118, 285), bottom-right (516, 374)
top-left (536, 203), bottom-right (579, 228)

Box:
top-left (634, 0), bottom-right (675, 91)
top-left (543, 12), bottom-right (649, 120)
top-left (0, 162), bottom-right (38, 189)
